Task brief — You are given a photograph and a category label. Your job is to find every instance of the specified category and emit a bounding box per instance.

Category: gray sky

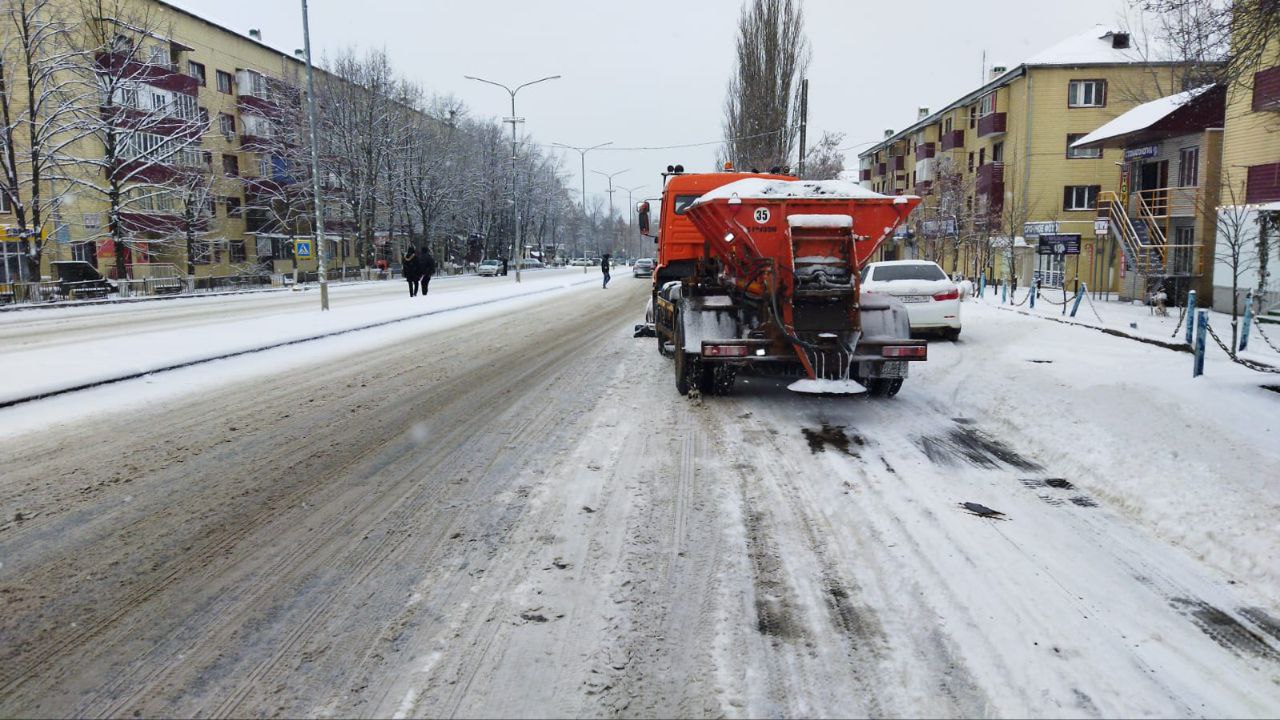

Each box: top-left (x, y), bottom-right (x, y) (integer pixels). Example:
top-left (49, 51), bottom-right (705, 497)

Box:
top-left (171, 0), bottom-right (1132, 209)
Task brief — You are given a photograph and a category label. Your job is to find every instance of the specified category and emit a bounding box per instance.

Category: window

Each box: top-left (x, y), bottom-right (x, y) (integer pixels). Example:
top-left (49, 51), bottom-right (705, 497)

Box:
top-left (967, 152), bottom-right (974, 171)
top-left (672, 194), bottom-right (699, 215)
top-left (1178, 146), bottom-right (1200, 187)
top-left (1251, 66), bottom-right (1280, 111)
top-left (1063, 185), bottom-right (1100, 211)
top-left (968, 106), bottom-right (977, 129)
top-left (191, 239), bottom-right (211, 264)
top-left (944, 117), bottom-right (952, 133)
top-left (121, 132), bottom-right (166, 162)
top-left (979, 93), bottom-right (995, 116)
top-left (222, 154), bottom-right (239, 176)
top-left (1066, 133), bottom-right (1102, 159)
top-left (71, 241), bottom-right (95, 263)
top-left (0, 191), bottom-right (10, 213)
top-left (992, 141), bottom-right (1004, 162)
top-left (1068, 80), bottom-right (1106, 107)
top-left (241, 113), bottom-right (274, 139)
top-left (218, 113), bottom-right (235, 137)
top-left (979, 148), bottom-right (986, 166)
top-left (216, 70), bottom-right (233, 94)
top-left (176, 147), bottom-right (203, 167)
top-left (229, 238), bottom-right (246, 262)
top-left (202, 150), bottom-right (213, 166)
top-left (187, 61), bottom-right (206, 86)
top-left (225, 196), bottom-right (242, 218)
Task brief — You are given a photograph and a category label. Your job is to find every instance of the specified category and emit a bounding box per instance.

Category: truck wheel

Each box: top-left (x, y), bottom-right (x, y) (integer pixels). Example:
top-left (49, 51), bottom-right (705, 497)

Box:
top-left (658, 333), bottom-right (674, 358)
top-left (867, 378), bottom-right (903, 397)
top-left (673, 306), bottom-right (699, 395)
top-left (707, 365), bottom-right (737, 395)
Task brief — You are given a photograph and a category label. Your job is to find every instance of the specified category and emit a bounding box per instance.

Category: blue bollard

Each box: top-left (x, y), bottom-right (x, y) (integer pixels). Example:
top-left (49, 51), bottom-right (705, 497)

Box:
top-left (1001, 281), bottom-right (1007, 304)
top-left (1030, 280), bottom-right (1037, 309)
top-left (1185, 289), bottom-right (1197, 345)
top-left (1194, 309), bottom-right (1208, 377)
top-left (1070, 282), bottom-right (1087, 317)
top-left (1240, 293), bottom-right (1253, 352)
top-left (978, 276), bottom-right (985, 298)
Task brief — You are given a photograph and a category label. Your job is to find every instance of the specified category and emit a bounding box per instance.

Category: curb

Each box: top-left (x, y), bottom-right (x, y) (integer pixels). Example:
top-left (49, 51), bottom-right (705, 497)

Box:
top-left (0, 278), bottom-right (593, 410)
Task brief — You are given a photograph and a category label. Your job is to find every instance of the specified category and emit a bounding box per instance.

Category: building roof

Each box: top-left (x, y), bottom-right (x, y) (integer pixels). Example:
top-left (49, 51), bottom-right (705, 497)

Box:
top-left (859, 25), bottom-right (1182, 161)
top-left (1071, 85), bottom-right (1223, 148)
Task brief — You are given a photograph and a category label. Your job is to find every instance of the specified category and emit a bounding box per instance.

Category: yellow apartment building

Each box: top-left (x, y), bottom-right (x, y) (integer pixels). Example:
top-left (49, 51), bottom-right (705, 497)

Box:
top-left (1212, 30), bottom-right (1280, 317)
top-left (0, 0), bottom-right (379, 292)
top-left (859, 26), bottom-right (1193, 293)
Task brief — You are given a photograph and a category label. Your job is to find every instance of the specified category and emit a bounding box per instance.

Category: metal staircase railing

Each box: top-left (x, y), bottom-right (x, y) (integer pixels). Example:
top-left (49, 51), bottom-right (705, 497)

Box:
top-left (1098, 191), bottom-right (1164, 278)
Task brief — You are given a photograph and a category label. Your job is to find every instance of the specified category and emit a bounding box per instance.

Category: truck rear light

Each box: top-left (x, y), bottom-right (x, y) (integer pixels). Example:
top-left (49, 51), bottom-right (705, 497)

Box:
top-left (932, 288), bottom-right (960, 301)
top-left (704, 344), bottom-right (750, 357)
top-left (882, 345), bottom-right (927, 359)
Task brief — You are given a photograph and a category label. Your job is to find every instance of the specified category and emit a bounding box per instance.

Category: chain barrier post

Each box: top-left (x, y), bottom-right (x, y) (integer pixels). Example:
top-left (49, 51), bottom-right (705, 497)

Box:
top-left (1239, 291), bottom-right (1253, 352)
top-left (1001, 281), bottom-right (1007, 304)
top-left (1185, 289), bottom-right (1197, 345)
top-left (1030, 280), bottom-right (1037, 309)
top-left (1070, 282), bottom-right (1086, 318)
top-left (1194, 309), bottom-right (1208, 377)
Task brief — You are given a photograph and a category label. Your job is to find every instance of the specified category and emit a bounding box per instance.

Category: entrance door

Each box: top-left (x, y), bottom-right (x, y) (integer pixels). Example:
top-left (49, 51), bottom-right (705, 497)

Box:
top-left (1140, 160), bottom-right (1169, 215)
top-left (1034, 253), bottom-right (1065, 287)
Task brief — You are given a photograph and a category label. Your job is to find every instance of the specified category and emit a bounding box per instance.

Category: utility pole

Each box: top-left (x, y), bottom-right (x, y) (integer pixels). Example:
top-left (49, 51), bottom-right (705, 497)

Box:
top-left (300, 0), bottom-right (328, 310)
top-left (552, 141), bottom-right (612, 210)
top-left (465, 74), bottom-right (561, 283)
top-left (590, 169), bottom-right (627, 257)
top-left (617, 184), bottom-right (645, 258)
top-left (797, 78), bottom-right (809, 177)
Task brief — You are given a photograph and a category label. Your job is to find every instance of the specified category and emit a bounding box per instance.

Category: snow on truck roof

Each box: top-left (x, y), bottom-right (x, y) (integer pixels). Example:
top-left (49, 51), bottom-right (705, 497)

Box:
top-left (691, 178), bottom-right (892, 207)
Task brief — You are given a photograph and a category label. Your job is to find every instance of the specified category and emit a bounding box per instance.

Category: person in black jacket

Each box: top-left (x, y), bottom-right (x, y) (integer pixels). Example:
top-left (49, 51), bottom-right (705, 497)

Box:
top-left (402, 247), bottom-right (421, 297)
top-left (601, 254), bottom-right (611, 289)
top-left (420, 248), bottom-right (437, 296)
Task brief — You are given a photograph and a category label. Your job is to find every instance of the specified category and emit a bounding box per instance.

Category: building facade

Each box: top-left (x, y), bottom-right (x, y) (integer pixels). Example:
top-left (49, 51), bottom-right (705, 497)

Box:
top-left (859, 27), bottom-right (1193, 292)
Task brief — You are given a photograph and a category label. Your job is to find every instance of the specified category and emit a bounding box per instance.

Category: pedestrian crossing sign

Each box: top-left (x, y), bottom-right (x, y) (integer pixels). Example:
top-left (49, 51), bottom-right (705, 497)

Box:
top-left (294, 239), bottom-right (313, 258)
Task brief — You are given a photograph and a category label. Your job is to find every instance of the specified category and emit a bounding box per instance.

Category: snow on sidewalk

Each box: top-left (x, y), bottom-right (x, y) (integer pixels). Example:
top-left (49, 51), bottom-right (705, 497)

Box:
top-left (0, 270), bottom-right (596, 407)
top-left (929, 299), bottom-right (1280, 607)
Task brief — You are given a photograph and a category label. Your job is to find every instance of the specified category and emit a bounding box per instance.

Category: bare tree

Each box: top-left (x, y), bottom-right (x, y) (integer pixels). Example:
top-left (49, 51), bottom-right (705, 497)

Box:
top-left (1131, 0), bottom-right (1279, 93)
top-left (60, 0), bottom-right (207, 281)
top-left (0, 0), bottom-right (82, 279)
top-left (800, 130), bottom-right (844, 180)
top-left (720, 0), bottom-right (810, 172)
top-left (1214, 172), bottom-right (1265, 346)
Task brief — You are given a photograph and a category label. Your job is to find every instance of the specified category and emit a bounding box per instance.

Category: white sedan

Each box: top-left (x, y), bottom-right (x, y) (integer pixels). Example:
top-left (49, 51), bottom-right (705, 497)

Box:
top-left (861, 260), bottom-right (962, 340)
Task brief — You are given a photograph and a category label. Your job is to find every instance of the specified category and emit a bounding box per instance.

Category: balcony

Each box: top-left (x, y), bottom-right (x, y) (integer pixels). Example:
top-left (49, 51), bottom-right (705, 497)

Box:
top-left (915, 142), bottom-right (935, 160)
top-left (891, 156), bottom-right (905, 171)
top-left (976, 162), bottom-right (1004, 197)
top-left (977, 111), bottom-right (1007, 138)
top-left (940, 130), bottom-right (965, 151)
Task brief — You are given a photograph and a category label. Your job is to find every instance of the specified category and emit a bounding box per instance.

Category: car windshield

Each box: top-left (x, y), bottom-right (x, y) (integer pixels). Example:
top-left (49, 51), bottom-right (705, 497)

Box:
top-left (869, 264), bottom-right (946, 282)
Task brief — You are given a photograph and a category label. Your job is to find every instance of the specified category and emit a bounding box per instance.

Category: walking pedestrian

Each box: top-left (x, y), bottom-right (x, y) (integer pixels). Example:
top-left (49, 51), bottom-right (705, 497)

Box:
top-left (601, 254), bottom-right (611, 289)
top-left (402, 247), bottom-right (421, 298)
top-left (420, 247), bottom-right (437, 296)
top-left (500, 257), bottom-right (508, 276)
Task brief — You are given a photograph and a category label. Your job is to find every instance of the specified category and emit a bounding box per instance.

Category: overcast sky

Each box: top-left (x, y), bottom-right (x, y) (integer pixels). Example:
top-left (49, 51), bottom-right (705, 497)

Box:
top-left (172, 0), bottom-right (1132, 208)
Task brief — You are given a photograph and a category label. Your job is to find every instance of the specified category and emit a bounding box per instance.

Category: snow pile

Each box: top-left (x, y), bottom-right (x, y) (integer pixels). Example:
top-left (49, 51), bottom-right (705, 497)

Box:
top-left (788, 214), bottom-right (854, 228)
top-left (692, 178), bottom-right (891, 206)
top-left (1072, 85), bottom-right (1215, 148)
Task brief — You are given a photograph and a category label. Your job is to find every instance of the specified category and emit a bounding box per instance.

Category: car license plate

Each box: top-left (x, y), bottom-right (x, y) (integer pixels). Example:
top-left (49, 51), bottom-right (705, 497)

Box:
top-left (900, 295), bottom-right (931, 303)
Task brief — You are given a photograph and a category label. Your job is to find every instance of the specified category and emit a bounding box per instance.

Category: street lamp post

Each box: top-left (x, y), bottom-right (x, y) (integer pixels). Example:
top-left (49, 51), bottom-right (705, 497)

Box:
top-left (465, 73), bottom-right (560, 283)
top-left (590, 168), bottom-right (627, 256)
top-left (616, 184), bottom-right (645, 258)
top-left (300, 0), bottom-right (328, 310)
top-left (551, 141), bottom-right (612, 210)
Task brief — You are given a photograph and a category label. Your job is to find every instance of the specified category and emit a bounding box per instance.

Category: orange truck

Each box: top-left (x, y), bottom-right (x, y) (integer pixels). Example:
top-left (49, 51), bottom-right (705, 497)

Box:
top-left (635, 166), bottom-right (925, 397)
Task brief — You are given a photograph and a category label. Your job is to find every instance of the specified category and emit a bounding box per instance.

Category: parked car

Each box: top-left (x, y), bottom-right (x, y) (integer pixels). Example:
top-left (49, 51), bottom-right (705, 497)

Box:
top-left (860, 260), bottom-right (961, 339)
top-left (517, 258), bottom-right (544, 270)
top-left (477, 259), bottom-right (503, 277)
top-left (633, 258), bottom-right (655, 277)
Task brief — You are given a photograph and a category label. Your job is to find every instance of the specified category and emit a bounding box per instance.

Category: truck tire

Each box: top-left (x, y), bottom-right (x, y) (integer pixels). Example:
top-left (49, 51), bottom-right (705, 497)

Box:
top-left (673, 305), bottom-right (699, 395)
top-left (658, 333), bottom-right (674, 358)
top-left (867, 378), bottom-right (903, 397)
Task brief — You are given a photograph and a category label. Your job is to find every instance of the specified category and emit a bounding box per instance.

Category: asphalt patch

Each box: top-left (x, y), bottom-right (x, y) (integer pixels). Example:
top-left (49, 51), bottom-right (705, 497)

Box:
top-left (1170, 598), bottom-right (1280, 662)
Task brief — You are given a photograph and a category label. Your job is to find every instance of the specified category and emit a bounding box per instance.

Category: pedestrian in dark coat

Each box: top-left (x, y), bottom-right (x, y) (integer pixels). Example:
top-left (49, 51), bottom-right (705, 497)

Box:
top-left (500, 257), bottom-right (508, 276)
top-left (402, 247), bottom-right (421, 297)
top-left (420, 248), bottom-right (437, 296)
top-left (601, 254), bottom-right (611, 289)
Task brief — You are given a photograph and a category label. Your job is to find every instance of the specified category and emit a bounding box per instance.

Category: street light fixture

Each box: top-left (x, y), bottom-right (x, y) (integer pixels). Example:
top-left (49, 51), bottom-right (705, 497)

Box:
top-left (464, 73), bottom-right (561, 283)
top-left (616, 184), bottom-right (646, 257)
top-left (590, 169), bottom-right (628, 257)
top-left (552, 141), bottom-right (612, 211)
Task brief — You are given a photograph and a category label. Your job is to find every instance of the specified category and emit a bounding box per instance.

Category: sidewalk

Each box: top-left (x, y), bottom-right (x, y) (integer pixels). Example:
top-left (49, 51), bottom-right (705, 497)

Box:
top-left (972, 285), bottom-right (1280, 369)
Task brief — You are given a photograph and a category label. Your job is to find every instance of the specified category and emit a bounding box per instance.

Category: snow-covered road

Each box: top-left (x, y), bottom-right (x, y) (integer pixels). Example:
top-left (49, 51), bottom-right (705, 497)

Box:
top-left (0, 278), bottom-right (1276, 718)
